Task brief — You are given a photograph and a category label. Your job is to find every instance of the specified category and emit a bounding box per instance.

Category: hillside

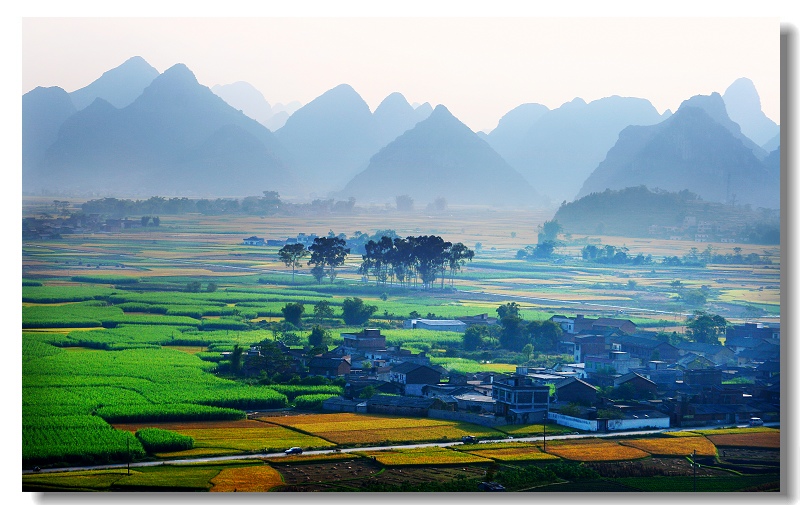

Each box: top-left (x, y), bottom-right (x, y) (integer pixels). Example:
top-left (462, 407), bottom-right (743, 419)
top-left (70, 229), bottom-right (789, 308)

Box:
top-left (553, 186), bottom-right (779, 244)
top-left (28, 64), bottom-right (298, 197)
top-left (339, 105), bottom-right (544, 207)
top-left (576, 96), bottom-right (779, 210)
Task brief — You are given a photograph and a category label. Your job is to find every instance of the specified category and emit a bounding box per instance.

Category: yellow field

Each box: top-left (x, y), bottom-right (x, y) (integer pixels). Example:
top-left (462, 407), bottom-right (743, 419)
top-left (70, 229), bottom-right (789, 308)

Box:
top-left (542, 439), bottom-right (650, 462)
top-left (664, 431), bottom-right (703, 437)
top-left (464, 445), bottom-right (559, 462)
top-left (706, 432), bottom-right (780, 449)
top-left (261, 413), bottom-right (455, 432)
top-left (620, 436), bottom-right (717, 456)
top-left (259, 413), bottom-right (501, 445)
top-left (362, 447), bottom-right (490, 466)
top-left (271, 453), bottom-right (356, 464)
top-left (114, 420), bottom-right (334, 454)
top-left (209, 464), bottom-right (284, 492)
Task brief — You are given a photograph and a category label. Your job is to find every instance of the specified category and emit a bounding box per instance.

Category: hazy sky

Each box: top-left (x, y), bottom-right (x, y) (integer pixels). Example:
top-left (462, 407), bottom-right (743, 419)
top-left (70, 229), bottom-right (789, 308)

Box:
top-left (21, 16), bottom-right (780, 133)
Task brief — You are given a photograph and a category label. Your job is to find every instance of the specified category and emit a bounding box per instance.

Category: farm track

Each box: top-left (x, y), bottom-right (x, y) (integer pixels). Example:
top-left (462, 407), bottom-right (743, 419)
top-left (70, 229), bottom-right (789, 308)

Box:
top-left (25, 424), bottom-right (763, 475)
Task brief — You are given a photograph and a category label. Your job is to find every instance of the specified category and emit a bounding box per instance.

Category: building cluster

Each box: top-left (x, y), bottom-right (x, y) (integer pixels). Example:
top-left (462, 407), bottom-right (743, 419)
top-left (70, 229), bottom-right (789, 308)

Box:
top-left (647, 215), bottom-right (743, 242)
top-left (22, 214), bottom-right (151, 239)
top-left (273, 314), bottom-right (781, 432)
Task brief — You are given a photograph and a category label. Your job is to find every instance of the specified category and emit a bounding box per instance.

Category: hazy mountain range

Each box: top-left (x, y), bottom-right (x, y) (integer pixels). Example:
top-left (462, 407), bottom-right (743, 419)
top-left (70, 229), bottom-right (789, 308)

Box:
top-left (339, 105), bottom-right (544, 206)
top-left (22, 56), bottom-right (780, 209)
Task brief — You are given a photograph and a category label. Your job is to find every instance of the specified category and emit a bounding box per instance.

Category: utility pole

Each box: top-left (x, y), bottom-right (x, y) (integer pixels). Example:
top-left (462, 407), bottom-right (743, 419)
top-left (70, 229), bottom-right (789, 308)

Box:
top-left (692, 449), bottom-right (696, 492)
top-left (542, 415), bottom-right (547, 453)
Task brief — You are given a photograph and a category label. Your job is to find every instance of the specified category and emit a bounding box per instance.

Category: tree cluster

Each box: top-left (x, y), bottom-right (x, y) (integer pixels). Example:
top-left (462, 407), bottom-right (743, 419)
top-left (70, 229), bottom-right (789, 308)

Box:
top-left (359, 235), bottom-right (474, 289)
top-left (462, 302), bottom-right (564, 354)
top-left (686, 310), bottom-right (728, 345)
top-left (581, 244), bottom-right (652, 265)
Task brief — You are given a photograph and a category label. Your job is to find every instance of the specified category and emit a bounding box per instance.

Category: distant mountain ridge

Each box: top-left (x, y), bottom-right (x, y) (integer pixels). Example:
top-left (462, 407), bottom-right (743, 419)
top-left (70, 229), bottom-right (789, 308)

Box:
top-left (22, 58), bottom-right (779, 210)
top-left (576, 94), bottom-right (779, 209)
top-left (339, 105), bottom-right (543, 207)
top-left (485, 95), bottom-right (665, 203)
top-left (69, 56), bottom-right (160, 111)
top-left (26, 63), bottom-right (298, 197)
top-left (722, 77), bottom-right (780, 147)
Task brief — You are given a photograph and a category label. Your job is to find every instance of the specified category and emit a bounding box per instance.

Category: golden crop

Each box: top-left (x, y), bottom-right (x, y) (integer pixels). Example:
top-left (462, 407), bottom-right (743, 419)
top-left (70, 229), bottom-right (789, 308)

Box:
top-left (542, 439), bottom-right (650, 462)
top-left (210, 464), bottom-right (284, 492)
top-left (620, 436), bottom-right (717, 456)
top-left (261, 413), bottom-right (499, 445)
top-left (706, 432), bottom-right (780, 449)
top-left (362, 447), bottom-right (490, 466)
top-left (465, 446), bottom-right (559, 462)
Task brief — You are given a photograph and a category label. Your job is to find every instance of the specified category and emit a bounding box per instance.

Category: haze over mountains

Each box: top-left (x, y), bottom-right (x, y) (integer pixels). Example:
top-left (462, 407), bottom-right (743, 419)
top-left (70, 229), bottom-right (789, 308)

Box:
top-left (340, 105), bottom-right (543, 206)
top-left (22, 56), bottom-right (780, 210)
top-left (576, 93), bottom-right (779, 208)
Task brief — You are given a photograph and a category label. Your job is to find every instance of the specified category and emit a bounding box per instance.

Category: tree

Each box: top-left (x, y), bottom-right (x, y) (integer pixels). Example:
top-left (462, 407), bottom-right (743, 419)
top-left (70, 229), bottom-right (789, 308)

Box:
top-left (538, 219), bottom-right (563, 243)
top-left (281, 302), bottom-right (305, 327)
top-left (308, 237), bottom-right (349, 284)
top-left (308, 325), bottom-right (331, 349)
top-left (310, 265), bottom-right (327, 284)
top-left (462, 326), bottom-right (486, 351)
top-left (206, 282), bottom-right (218, 293)
top-left (185, 281), bottom-right (201, 293)
top-left (341, 297), bottom-right (377, 325)
top-left (229, 344), bottom-right (243, 375)
top-left (496, 302), bottom-right (521, 320)
top-left (529, 320), bottom-right (562, 354)
top-left (141, 215), bottom-right (150, 227)
top-left (522, 343), bottom-right (534, 363)
top-left (152, 216), bottom-right (160, 226)
top-left (447, 242), bottom-right (474, 287)
top-left (396, 194), bottom-right (414, 211)
top-left (359, 386), bottom-right (377, 399)
top-left (313, 300), bottom-right (334, 321)
top-left (278, 243), bottom-right (309, 284)
top-left (686, 311), bottom-right (727, 345)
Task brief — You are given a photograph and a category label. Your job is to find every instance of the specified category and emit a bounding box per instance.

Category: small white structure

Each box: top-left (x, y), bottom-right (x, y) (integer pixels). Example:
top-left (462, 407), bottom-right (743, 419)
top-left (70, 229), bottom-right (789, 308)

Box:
top-left (548, 411), bottom-right (669, 432)
top-left (403, 319), bottom-right (467, 332)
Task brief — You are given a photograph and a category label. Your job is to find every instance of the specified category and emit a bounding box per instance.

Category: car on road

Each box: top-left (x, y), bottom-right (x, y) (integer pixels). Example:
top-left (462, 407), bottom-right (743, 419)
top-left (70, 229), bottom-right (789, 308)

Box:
top-left (749, 417), bottom-right (764, 426)
top-left (461, 435), bottom-right (477, 444)
top-left (284, 447), bottom-right (303, 455)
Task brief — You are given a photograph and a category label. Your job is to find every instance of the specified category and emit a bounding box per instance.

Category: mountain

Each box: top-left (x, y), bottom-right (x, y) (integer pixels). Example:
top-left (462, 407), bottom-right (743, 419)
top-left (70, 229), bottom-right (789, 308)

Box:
top-left (22, 86), bottom-right (77, 172)
top-left (413, 102), bottom-right (433, 122)
top-left (211, 81), bottom-right (273, 126)
top-left (680, 92), bottom-right (767, 159)
top-left (69, 56), bottom-right (160, 111)
top-left (762, 132), bottom-right (780, 152)
top-left (339, 105), bottom-right (544, 207)
top-left (575, 96), bottom-right (779, 209)
top-left (373, 92), bottom-right (428, 147)
top-left (275, 84), bottom-right (384, 194)
top-left (28, 63), bottom-right (297, 197)
top-left (484, 103), bottom-right (549, 161)
top-left (553, 186), bottom-right (779, 243)
top-left (723, 77), bottom-right (780, 147)
top-left (486, 96), bottom-right (665, 203)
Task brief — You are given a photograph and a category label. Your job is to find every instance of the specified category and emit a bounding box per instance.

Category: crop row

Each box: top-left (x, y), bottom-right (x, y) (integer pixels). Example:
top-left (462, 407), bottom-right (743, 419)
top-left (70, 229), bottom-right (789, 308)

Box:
top-left (23, 425), bottom-right (146, 467)
top-left (361, 447), bottom-right (490, 466)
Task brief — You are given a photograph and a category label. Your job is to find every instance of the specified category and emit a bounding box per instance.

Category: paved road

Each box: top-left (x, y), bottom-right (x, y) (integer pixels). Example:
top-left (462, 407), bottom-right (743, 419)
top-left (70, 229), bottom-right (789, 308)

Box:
top-left (24, 422), bottom-right (777, 475)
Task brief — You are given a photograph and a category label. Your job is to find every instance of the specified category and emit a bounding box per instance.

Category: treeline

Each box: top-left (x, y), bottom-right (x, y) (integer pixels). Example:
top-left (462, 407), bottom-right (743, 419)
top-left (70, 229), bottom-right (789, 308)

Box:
top-left (581, 244), bottom-right (653, 265)
top-left (662, 245), bottom-right (772, 267)
top-left (359, 235), bottom-right (474, 289)
top-left (278, 234), bottom-right (475, 289)
top-left (80, 192), bottom-right (357, 218)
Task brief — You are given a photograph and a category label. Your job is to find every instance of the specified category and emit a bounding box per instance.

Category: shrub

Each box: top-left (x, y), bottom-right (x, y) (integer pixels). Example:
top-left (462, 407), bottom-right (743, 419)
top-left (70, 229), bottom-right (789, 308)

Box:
top-left (135, 427), bottom-right (195, 453)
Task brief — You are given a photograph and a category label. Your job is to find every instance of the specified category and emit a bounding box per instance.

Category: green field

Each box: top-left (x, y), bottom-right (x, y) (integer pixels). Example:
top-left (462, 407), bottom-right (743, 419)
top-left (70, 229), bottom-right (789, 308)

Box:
top-left (21, 204), bottom-right (781, 485)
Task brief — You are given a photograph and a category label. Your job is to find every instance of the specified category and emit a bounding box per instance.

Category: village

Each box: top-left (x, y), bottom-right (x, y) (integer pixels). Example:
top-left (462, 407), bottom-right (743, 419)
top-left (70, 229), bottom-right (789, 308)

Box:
top-left (236, 313), bottom-right (780, 433)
